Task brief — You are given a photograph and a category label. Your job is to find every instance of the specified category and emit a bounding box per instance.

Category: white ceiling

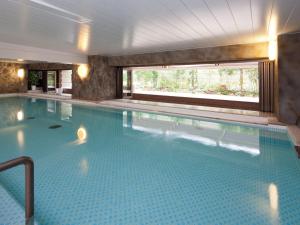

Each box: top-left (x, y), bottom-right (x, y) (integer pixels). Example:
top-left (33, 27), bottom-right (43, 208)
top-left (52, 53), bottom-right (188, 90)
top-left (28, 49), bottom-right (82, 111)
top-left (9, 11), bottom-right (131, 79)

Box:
top-left (0, 0), bottom-right (299, 57)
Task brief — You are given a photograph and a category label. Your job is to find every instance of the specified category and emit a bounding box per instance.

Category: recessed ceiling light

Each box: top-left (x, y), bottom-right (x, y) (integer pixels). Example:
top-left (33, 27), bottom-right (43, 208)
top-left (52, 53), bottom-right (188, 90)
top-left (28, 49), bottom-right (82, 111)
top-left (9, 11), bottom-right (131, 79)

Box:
top-left (17, 59), bottom-right (24, 62)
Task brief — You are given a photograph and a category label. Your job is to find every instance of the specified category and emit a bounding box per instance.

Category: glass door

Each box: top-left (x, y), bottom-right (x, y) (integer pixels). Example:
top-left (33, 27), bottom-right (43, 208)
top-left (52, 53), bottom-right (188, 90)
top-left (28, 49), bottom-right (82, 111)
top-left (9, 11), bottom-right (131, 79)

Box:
top-left (47, 71), bottom-right (57, 91)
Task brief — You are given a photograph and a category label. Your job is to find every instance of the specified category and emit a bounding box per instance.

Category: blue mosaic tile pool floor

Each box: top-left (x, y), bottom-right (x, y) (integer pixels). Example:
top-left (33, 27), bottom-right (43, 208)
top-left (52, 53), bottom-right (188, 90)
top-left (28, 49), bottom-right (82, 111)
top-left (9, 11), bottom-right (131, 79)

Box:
top-left (0, 97), bottom-right (299, 225)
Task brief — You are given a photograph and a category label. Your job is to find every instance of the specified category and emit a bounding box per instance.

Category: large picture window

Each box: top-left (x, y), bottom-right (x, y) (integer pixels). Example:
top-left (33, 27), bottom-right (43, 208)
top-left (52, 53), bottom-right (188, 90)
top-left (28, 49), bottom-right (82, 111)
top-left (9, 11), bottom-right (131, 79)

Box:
top-left (128, 62), bottom-right (259, 103)
top-left (61, 70), bottom-right (72, 89)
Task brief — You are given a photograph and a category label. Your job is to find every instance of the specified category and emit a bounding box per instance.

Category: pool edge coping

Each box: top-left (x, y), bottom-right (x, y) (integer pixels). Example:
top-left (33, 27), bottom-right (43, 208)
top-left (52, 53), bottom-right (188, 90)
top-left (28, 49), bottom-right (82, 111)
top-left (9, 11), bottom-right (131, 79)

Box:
top-left (3, 92), bottom-right (300, 148)
top-left (1, 93), bottom-right (283, 128)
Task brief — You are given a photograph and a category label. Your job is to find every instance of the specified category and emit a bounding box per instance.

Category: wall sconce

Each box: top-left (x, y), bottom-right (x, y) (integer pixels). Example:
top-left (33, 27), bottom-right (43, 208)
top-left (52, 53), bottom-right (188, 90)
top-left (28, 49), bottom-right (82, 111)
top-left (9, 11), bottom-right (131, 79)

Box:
top-left (77, 64), bottom-right (89, 80)
top-left (17, 68), bottom-right (25, 79)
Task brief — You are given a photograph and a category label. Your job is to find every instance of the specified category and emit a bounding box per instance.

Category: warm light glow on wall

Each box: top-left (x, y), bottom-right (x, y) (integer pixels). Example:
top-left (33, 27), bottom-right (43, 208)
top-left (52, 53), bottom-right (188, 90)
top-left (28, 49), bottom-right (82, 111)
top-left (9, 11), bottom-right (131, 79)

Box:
top-left (17, 68), bottom-right (25, 79)
top-left (268, 16), bottom-right (278, 61)
top-left (269, 183), bottom-right (278, 211)
top-left (77, 127), bottom-right (87, 141)
top-left (17, 110), bottom-right (24, 121)
top-left (77, 64), bottom-right (89, 79)
top-left (269, 17), bottom-right (277, 39)
top-left (268, 40), bottom-right (277, 61)
top-left (77, 24), bottom-right (90, 52)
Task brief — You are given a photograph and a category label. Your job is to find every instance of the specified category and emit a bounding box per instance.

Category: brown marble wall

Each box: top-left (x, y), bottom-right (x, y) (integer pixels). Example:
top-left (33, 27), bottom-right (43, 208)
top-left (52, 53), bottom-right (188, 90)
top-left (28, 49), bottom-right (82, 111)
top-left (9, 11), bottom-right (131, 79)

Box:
top-left (108, 42), bottom-right (269, 67)
top-left (0, 62), bottom-right (27, 93)
top-left (278, 33), bottom-right (300, 126)
top-left (72, 55), bottom-right (117, 101)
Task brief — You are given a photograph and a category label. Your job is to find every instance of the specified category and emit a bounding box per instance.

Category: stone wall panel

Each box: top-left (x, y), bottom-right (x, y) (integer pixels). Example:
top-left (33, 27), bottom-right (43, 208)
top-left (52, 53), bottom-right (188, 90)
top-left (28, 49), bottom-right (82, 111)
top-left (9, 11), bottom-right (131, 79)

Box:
top-left (0, 62), bottom-right (27, 93)
top-left (72, 56), bottom-right (116, 101)
top-left (278, 33), bottom-right (300, 126)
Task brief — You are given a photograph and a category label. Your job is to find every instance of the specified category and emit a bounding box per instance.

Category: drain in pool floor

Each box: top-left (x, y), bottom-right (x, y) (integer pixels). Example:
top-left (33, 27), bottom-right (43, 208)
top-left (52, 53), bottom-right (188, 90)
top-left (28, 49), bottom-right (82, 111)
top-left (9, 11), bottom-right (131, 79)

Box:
top-left (48, 125), bottom-right (62, 129)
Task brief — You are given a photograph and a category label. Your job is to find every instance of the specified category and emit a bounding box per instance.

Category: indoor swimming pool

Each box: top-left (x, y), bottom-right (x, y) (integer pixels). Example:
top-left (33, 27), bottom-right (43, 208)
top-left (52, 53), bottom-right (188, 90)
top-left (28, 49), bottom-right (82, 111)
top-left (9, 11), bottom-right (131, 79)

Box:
top-left (0, 97), bottom-right (299, 225)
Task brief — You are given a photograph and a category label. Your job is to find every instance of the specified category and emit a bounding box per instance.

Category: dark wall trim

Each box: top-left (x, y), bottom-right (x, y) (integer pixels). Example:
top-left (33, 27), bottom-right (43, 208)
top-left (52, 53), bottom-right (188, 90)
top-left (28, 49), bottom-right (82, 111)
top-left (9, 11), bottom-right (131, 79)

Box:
top-left (122, 59), bottom-right (267, 69)
top-left (42, 71), bottom-right (48, 92)
top-left (56, 70), bottom-right (60, 88)
top-left (27, 63), bottom-right (74, 71)
top-left (116, 67), bottom-right (123, 98)
top-left (132, 94), bottom-right (259, 111)
top-left (259, 61), bottom-right (275, 112)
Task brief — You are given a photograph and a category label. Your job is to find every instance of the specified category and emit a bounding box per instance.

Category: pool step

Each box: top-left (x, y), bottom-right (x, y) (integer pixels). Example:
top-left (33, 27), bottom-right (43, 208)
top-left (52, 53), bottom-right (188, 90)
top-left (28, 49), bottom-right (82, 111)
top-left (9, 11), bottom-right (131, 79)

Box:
top-left (287, 125), bottom-right (300, 156)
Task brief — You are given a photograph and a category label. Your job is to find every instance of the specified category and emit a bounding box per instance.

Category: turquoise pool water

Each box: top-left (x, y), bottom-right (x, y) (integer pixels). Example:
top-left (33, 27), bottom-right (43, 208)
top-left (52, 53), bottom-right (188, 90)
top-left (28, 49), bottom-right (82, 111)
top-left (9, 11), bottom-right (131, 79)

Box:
top-left (0, 97), bottom-right (299, 225)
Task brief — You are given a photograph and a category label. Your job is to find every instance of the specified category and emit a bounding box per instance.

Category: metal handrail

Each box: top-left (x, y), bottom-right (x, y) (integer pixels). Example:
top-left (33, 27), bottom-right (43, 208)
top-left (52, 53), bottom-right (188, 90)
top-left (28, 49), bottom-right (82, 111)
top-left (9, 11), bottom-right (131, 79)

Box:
top-left (0, 156), bottom-right (34, 223)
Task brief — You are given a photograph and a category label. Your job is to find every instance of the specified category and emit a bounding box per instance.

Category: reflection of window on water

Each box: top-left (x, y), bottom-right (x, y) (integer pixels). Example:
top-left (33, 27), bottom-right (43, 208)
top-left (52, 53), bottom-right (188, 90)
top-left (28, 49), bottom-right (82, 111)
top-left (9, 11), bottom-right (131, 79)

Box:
top-left (132, 111), bottom-right (221, 130)
top-left (130, 111), bottom-right (258, 135)
top-left (123, 111), bottom-right (128, 127)
top-left (128, 111), bottom-right (260, 156)
top-left (61, 102), bottom-right (72, 121)
top-left (47, 100), bottom-right (56, 113)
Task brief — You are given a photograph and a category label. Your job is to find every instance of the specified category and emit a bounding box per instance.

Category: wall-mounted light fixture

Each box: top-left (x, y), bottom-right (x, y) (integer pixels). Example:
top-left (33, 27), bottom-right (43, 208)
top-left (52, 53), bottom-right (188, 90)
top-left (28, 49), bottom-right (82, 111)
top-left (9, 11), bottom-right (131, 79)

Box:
top-left (77, 64), bottom-right (89, 80)
top-left (268, 16), bottom-right (278, 61)
top-left (17, 68), bottom-right (25, 79)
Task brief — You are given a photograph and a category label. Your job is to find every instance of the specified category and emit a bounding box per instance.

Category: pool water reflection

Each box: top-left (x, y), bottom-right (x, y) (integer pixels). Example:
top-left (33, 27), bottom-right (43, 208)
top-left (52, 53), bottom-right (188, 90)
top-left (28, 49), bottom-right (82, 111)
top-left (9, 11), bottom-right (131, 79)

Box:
top-left (0, 97), bottom-right (299, 225)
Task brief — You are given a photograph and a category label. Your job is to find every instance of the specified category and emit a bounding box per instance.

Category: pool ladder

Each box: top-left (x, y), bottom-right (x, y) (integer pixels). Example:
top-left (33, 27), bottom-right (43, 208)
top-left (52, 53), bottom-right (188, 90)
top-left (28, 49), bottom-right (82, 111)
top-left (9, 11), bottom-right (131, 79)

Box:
top-left (0, 156), bottom-right (34, 224)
